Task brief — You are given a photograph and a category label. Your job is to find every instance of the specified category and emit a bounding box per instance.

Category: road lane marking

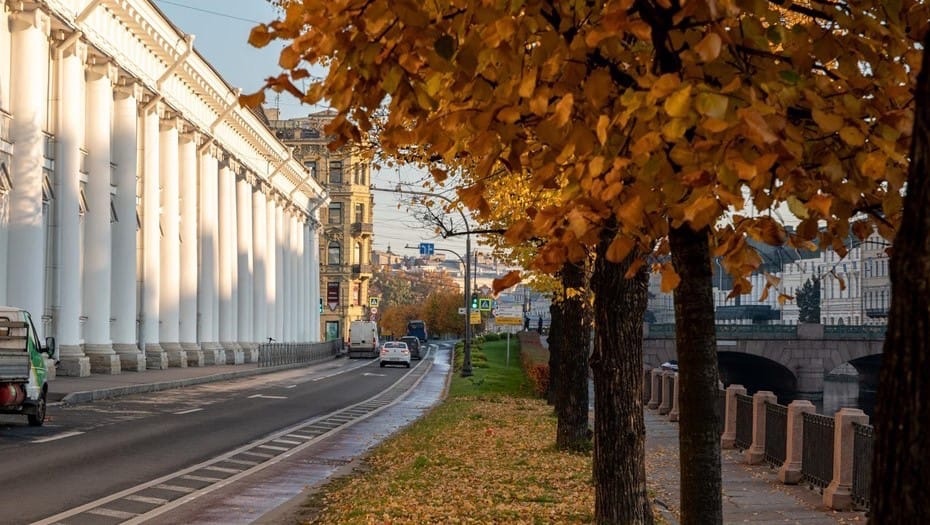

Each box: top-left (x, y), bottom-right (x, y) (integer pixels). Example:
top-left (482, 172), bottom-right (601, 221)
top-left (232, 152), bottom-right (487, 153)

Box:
top-left (125, 495), bottom-right (168, 505)
top-left (257, 444), bottom-right (290, 452)
top-left (181, 474), bottom-right (224, 483)
top-left (32, 431), bottom-right (84, 443)
top-left (240, 451), bottom-right (274, 459)
top-left (87, 508), bottom-right (137, 519)
top-left (154, 484), bottom-right (196, 494)
top-left (273, 439), bottom-right (302, 446)
top-left (284, 384), bottom-right (297, 389)
top-left (284, 433), bottom-right (313, 440)
top-left (247, 394), bottom-right (287, 399)
top-left (362, 372), bottom-right (386, 377)
top-left (203, 466), bottom-right (241, 474)
top-left (174, 408), bottom-right (203, 415)
top-left (224, 458), bottom-right (259, 466)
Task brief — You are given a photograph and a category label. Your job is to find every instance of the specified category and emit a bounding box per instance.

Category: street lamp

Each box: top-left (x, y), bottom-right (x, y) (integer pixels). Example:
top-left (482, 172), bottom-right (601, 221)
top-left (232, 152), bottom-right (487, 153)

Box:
top-left (374, 186), bottom-right (474, 377)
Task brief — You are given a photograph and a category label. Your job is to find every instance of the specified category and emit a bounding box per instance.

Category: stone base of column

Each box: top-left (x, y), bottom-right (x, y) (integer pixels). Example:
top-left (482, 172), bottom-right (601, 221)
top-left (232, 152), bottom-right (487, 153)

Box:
top-left (167, 350), bottom-right (188, 368)
top-left (824, 483), bottom-right (853, 510)
top-left (145, 344), bottom-right (168, 370)
top-left (182, 343), bottom-right (204, 367)
top-left (224, 348), bottom-right (245, 365)
top-left (777, 463), bottom-right (803, 484)
top-left (669, 406), bottom-right (679, 422)
top-left (721, 434), bottom-right (736, 449)
top-left (744, 447), bottom-right (766, 465)
top-left (57, 345), bottom-right (91, 377)
top-left (238, 345), bottom-right (258, 363)
top-left (113, 344), bottom-right (146, 372)
top-left (84, 344), bottom-right (122, 375)
top-left (199, 343), bottom-right (224, 365)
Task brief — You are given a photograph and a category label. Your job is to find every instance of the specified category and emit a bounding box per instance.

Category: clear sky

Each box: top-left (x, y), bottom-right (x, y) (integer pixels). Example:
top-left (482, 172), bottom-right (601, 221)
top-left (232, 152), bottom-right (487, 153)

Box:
top-left (153, 0), bottom-right (473, 259)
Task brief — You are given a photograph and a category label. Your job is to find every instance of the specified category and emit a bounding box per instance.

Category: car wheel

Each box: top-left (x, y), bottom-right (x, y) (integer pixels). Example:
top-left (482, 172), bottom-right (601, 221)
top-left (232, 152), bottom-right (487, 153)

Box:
top-left (406, 362), bottom-right (411, 368)
top-left (380, 362), bottom-right (385, 368)
top-left (27, 391), bottom-right (46, 427)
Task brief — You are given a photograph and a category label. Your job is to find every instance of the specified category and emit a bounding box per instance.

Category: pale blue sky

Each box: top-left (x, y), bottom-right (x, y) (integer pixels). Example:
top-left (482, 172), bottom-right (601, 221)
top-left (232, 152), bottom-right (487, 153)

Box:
top-left (153, 0), bottom-right (473, 258)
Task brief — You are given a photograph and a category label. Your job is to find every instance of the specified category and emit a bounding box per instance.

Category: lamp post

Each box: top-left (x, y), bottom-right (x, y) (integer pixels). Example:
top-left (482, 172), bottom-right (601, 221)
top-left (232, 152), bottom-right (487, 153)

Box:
top-left (374, 186), bottom-right (473, 376)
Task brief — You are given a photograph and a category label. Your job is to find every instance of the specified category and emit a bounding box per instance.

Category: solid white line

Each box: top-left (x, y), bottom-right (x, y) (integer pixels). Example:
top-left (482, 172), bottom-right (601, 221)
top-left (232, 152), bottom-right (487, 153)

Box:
top-left (284, 385), bottom-right (297, 389)
top-left (87, 508), bottom-right (137, 519)
top-left (174, 408), bottom-right (203, 415)
top-left (247, 394), bottom-right (287, 399)
top-left (32, 431), bottom-right (84, 444)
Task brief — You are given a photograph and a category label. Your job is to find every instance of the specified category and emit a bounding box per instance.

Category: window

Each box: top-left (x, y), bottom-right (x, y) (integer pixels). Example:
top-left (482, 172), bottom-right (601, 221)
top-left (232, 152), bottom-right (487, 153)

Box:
top-left (354, 163), bottom-right (362, 185)
top-left (355, 241), bottom-right (361, 264)
top-left (329, 160), bottom-right (343, 184)
top-left (355, 203), bottom-right (364, 223)
top-left (304, 160), bottom-right (317, 179)
top-left (328, 202), bottom-right (342, 224)
top-left (328, 241), bottom-right (342, 265)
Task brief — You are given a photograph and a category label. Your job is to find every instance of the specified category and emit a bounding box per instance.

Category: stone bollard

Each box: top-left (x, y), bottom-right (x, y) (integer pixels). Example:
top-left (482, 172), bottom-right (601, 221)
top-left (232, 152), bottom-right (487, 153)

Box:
top-left (777, 400), bottom-right (816, 484)
top-left (744, 390), bottom-right (778, 464)
top-left (824, 408), bottom-right (870, 510)
top-left (648, 368), bottom-right (662, 409)
top-left (721, 384), bottom-right (747, 449)
top-left (669, 372), bottom-right (680, 422)
top-left (658, 371), bottom-right (672, 415)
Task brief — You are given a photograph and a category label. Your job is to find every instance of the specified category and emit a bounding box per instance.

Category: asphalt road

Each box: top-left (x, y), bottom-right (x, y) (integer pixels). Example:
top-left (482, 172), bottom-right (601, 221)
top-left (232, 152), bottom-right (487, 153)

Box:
top-left (0, 355), bottom-right (423, 524)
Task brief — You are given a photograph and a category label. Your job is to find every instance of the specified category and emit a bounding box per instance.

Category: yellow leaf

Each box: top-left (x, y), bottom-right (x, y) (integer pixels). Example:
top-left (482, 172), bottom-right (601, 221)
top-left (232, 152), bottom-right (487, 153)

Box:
top-left (765, 272), bottom-right (781, 287)
top-left (662, 118), bottom-right (690, 141)
top-left (518, 68), bottom-right (537, 98)
top-left (701, 117), bottom-right (730, 133)
top-left (248, 24), bottom-right (274, 48)
top-left (759, 282), bottom-right (771, 302)
top-left (786, 196), bottom-right (809, 219)
top-left (777, 293), bottom-right (793, 305)
top-left (695, 92), bottom-right (728, 119)
top-left (497, 106), bottom-right (521, 124)
top-left (660, 263), bottom-right (681, 293)
top-left (664, 85), bottom-right (692, 118)
top-left (279, 45), bottom-right (302, 69)
top-left (553, 94), bottom-right (574, 127)
top-left (605, 235), bottom-right (635, 263)
top-left (812, 109), bottom-right (844, 133)
top-left (239, 90), bottom-right (266, 108)
top-left (839, 126), bottom-right (866, 146)
top-left (807, 194), bottom-right (832, 217)
top-left (492, 270), bottom-right (522, 294)
top-left (693, 32), bottom-right (722, 62)
top-left (650, 74), bottom-right (681, 99)
top-left (596, 115), bottom-right (610, 145)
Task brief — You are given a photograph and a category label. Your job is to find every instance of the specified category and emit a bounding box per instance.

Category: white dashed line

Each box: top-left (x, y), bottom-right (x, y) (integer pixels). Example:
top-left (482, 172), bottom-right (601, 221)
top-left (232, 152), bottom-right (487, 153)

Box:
top-left (247, 394), bottom-right (287, 399)
top-left (32, 431), bottom-right (84, 443)
top-left (174, 408), bottom-right (203, 415)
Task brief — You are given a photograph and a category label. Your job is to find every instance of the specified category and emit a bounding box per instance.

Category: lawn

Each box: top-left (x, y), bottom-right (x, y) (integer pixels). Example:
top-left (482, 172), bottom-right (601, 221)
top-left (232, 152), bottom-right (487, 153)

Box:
top-left (296, 336), bottom-right (595, 524)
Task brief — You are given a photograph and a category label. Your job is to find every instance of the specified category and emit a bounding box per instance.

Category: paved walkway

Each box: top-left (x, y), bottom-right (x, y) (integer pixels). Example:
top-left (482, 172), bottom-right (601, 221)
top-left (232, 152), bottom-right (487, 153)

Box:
top-left (644, 409), bottom-right (865, 524)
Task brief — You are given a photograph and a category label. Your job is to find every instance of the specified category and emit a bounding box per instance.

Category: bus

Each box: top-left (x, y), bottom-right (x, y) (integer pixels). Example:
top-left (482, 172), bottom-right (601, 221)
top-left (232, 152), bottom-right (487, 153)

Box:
top-left (406, 320), bottom-right (428, 345)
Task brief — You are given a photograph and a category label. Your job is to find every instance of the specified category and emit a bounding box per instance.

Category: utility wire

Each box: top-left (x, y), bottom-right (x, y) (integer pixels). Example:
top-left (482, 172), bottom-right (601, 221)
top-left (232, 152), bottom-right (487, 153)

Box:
top-left (154, 0), bottom-right (264, 24)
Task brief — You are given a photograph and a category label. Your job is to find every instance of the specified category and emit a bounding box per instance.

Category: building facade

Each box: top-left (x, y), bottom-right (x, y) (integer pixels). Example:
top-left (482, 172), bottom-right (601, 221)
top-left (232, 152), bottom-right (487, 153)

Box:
top-left (268, 111), bottom-right (374, 342)
top-left (0, 0), bottom-right (325, 376)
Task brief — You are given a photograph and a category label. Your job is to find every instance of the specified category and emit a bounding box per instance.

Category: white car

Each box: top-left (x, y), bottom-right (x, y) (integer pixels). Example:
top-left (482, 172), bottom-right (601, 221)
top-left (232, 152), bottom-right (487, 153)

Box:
top-left (380, 341), bottom-right (411, 368)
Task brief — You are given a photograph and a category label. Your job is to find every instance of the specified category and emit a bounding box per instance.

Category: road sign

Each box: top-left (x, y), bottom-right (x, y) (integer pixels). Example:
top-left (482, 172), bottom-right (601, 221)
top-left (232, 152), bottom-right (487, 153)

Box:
top-left (418, 243), bottom-right (434, 255)
top-left (369, 296), bottom-right (380, 307)
top-left (370, 307), bottom-right (379, 315)
top-left (478, 298), bottom-right (492, 311)
top-left (495, 316), bottom-right (523, 326)
top-left (458, 307), bottom-right (466, 315)
top-left (470, 311), bottom-right (482, 325)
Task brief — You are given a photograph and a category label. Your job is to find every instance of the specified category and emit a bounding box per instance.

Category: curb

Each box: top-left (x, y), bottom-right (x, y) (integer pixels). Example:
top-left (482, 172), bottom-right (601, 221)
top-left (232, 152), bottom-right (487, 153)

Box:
top-left (55, 358), bottom-right (340, 406)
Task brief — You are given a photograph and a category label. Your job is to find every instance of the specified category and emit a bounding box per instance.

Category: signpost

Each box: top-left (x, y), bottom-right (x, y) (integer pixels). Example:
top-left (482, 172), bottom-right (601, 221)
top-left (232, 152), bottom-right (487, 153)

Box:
top-left (469, 311), bottom-right (481, 325)
top-left (418, 243), bottom-right (435, 256)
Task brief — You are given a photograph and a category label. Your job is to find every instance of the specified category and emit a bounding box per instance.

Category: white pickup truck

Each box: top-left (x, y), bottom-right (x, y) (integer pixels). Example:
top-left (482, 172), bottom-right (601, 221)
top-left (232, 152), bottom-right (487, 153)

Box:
top-left (0, 307), bottom-right (58, 426)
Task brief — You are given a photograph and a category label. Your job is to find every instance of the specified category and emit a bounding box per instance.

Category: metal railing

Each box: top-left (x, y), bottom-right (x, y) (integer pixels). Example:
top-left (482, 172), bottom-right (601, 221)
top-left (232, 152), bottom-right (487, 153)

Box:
top-left (257, 340), bottom-right (340, 368)
top-left (715, 388), bottom-right (726, 436)
top-left (646, 323), bottom-right (886, 340)
top-left (801, 412), bottom-right (835, 490)
top-left (764, 402), bottom-right (788, 468)
top-left (852, 422), bottom-right (874, 509)
top-left (735, 393), bottom-right (753, 450)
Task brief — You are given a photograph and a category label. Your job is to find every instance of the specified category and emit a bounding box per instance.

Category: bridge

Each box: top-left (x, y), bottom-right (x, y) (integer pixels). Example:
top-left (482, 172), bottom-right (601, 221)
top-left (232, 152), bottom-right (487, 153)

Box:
top-left (643, 323), bottom-right (885, 396)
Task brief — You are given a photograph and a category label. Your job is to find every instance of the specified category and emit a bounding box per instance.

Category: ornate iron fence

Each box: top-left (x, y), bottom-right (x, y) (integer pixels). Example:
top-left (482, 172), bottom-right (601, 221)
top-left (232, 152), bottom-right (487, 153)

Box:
top-left (801, 412), bottom-right (835, 490)
top-left (852, 422), bottom-right (874, 509)
top-left (735, 393), bottom-right (753, 450)
top-left (257, 341), bottom-right (340, 368)
top-left (764, 402), bottom-right (788, 468)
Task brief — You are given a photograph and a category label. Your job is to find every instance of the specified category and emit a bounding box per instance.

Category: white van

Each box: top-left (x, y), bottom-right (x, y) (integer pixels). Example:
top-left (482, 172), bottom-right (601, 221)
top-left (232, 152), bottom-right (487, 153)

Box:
top-left (348, 320), bottom-right (379, 359)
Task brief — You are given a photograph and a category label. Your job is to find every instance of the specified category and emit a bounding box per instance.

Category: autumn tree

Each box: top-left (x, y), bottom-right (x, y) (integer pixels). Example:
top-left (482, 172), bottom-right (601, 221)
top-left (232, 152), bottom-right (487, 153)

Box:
top-left (248, 1), bottom-right (926, 522)
top-left (870, 31), bottom-right (930, 523)
top-left (796, 277), bottom-right (821, 324)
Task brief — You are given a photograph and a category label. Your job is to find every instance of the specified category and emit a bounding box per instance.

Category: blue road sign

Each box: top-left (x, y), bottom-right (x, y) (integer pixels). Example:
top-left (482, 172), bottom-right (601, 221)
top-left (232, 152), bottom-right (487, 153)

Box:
top-left (419, 243), bottom-right (435, 255)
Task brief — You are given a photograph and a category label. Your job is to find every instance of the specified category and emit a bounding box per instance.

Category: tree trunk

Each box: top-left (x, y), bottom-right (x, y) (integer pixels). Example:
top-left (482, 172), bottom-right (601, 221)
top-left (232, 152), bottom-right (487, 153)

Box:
top-left (547, 301), bottom-right (562, 406)
top-left (669, 224), bottom-right (722, 525)
top-left (555, 261), bottom-right (591, 451)
top-left (869, 33), bottom-right (930, 522)
top-left (591, 228), bottom-right (653, 524)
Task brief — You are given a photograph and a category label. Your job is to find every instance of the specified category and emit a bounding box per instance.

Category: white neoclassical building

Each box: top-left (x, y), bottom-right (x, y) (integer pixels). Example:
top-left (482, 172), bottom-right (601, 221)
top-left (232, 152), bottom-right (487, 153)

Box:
top-left (0, 0), bottom-right (326, 376)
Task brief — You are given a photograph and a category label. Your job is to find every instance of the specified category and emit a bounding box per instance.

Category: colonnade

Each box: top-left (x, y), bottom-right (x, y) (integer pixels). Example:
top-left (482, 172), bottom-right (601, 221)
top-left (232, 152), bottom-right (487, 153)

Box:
top-left (0, 3), bottom-right (324, 376)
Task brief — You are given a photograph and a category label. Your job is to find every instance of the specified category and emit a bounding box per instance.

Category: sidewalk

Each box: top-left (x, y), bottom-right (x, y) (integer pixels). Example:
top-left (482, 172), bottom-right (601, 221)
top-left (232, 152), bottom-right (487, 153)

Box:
top-left (47, 358), bottom-right (340, 405)
top-left (644, 409), bottom-right (864, 524)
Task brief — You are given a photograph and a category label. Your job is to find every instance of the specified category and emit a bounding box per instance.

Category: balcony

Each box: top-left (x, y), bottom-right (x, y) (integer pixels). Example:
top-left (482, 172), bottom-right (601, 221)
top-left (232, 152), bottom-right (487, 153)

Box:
top-left (865, 307), bottom-right (888, 319)
top-left (351, 222), bottom-right (373, 236)
top-left (351, 264), bottom-right (373, 277)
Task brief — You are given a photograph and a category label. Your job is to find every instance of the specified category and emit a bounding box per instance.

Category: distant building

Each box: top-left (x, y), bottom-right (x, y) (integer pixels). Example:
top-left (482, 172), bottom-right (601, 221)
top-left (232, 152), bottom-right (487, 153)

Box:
top-left (267, 111), bottom-right (374, 341)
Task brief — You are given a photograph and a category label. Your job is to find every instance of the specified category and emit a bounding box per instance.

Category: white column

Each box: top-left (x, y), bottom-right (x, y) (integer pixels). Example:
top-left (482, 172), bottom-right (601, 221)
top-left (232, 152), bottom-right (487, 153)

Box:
top-left (252, 185), bottom-right (268, 344)
top-left (7, 8), bottom-right (50, 339)
top-left (82, 59), bottom-right (119, 374)
top-left (286, 212), bottom-right (297, 342)
top-left (291, 213), bottom-right (301, 341)
top-left (55, 39), bottom-right (90, 377)
top-left (141, 103), bottom-right (167, 369)
top-left (158, 117), bottom-right (185, 367)
top-left (309, 219), bottom-right (321, 341)
top-left (197, 147), bottom-right (223, 364)
top-left (178, 133), bottom-right (202, 365)
top-left (299, 221), bottom-right (308, 341)
top-left (236, 176), bottom-right (254, 357)
top-left (218, 162), bottom-right (242, 363)
top-left (110, 81), bottom-right (144, 371)
top-left (274, 202), bottom-right (285, 341)
top-left (265, 195), bottom-right (277, 341)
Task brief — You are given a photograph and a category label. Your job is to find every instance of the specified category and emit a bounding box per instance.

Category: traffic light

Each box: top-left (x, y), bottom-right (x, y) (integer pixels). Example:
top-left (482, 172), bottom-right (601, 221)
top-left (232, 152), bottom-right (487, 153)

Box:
top-left (470, 293), bottom-right (478, 309)
top-left (319, 298), bottom-right (323, 313)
